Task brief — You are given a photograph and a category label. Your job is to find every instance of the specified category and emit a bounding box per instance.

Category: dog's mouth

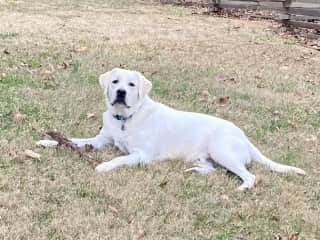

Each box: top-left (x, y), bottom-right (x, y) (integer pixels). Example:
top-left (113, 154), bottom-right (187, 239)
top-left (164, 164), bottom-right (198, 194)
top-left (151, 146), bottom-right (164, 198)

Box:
top-left (111, 98), bottom-right (130, 108)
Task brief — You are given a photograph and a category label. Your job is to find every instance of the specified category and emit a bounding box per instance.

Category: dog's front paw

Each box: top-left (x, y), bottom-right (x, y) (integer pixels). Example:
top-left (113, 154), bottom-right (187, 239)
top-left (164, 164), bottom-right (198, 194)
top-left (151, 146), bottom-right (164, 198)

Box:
top-left (36, 140), bottom-right (58, 147)
top-left (95, 161), bottom-right (116, 172)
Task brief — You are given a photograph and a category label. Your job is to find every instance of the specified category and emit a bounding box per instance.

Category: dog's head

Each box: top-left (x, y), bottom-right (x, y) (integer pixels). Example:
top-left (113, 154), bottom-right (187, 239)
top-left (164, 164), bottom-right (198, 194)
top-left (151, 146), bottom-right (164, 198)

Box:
top-left (99, 68), bottom-right (152, 113)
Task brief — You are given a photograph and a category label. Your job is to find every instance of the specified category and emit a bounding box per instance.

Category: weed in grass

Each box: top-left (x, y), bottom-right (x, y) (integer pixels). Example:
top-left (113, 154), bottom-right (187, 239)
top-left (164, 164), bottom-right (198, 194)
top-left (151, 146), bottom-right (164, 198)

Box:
top-left (47, 228), bottom-right (65, 240)
top-left (34, 210), bottom-right (53, 228)
top-left (0, 32), bottom-right (17, 39)
top-left (269, 119), bottom-right (291, 132)
top-left (0, 75), bottom-right (23, 87)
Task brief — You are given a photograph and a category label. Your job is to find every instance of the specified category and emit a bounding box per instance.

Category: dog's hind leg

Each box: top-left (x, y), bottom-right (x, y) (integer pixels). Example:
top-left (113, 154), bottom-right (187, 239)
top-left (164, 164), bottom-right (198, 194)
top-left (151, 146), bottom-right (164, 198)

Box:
top-left (208, 136), bottom-right (256, 191)
top-left (185, 157), bottom-right (216, 175)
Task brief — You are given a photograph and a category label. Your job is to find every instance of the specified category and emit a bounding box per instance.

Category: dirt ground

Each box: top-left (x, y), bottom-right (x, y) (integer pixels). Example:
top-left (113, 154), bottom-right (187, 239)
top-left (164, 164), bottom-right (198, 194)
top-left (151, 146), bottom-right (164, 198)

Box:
top-left (0, 0), bottom-right (320, 239)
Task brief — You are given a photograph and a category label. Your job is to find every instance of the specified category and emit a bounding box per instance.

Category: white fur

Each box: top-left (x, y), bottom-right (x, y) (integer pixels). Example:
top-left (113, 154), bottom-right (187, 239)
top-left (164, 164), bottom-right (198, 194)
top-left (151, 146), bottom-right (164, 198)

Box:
top-left (37, 68), bottom-right (306, 190)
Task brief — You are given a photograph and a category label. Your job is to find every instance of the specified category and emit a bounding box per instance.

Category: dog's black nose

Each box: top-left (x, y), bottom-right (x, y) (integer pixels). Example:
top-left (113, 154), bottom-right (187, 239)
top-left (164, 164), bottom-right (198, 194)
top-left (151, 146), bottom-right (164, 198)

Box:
top-left (116, 89), bottom-right (126, 99)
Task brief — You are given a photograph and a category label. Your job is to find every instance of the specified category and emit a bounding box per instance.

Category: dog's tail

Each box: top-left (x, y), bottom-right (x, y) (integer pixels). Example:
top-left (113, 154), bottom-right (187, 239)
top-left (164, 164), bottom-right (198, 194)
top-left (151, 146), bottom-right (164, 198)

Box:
top-left (247, 140), bottom-right (306, 175)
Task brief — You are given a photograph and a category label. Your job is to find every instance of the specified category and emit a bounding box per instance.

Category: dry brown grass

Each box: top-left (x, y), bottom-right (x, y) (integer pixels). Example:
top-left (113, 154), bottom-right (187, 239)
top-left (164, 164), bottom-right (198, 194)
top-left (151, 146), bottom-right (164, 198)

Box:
top-left (0, 0), bottom-right (320, 239)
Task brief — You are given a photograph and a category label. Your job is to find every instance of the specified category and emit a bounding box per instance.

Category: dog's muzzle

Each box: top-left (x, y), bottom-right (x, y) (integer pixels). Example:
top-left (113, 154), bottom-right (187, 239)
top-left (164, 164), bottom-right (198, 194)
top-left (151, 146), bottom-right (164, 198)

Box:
top-left (112, 89), bottom-right (130, 108)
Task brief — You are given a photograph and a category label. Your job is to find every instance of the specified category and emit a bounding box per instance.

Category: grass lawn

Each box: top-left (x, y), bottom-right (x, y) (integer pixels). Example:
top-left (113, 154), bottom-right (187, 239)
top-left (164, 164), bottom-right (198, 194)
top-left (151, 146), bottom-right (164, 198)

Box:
top-left (0, 0), bottom-right (320, 239)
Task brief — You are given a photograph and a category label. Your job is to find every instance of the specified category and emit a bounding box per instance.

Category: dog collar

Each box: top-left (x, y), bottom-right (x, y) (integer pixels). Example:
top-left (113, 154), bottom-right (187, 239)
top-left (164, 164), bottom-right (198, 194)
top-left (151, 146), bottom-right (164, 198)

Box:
top-left (113, 114), bottom-right (133, 131)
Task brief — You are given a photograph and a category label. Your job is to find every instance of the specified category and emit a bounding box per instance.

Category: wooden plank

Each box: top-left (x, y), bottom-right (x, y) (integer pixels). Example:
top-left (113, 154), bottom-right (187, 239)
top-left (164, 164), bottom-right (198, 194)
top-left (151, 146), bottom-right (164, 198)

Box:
top-left (295, 0), bottom-right (320, 4)
top-left (227, 0), bottom-right (286, 2)
top-left (216, 1), bottom-right (320, 17)
top-left (289, 7), bottom-right (320, 17)
top-left (219, 2), bottom-right (283, 11)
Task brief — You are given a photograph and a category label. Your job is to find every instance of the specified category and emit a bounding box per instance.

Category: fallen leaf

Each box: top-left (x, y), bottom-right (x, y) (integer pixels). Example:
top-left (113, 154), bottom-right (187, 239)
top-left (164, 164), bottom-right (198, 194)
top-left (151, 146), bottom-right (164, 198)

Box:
top-left (255, 74), bottom-right (263, 80)
top-left (236, 231), bottom-right (252, 240)
top-left (216, 74), bottom-right (236, 83)
top-left (11, 112), bottom-right (25, 123)
top-left (253, 175), bottom-right (262, 191)
top-left (24, 149), bottom-right (41, 159)
top-left (62, 61), bottom-right (68, 69)
top-left (3, 49), bottom-right (10, 55)
top-left (134, 225), bottom-right (146, 240)
top-left (280, 65), bottom-right (289, 71)
top-left (43, 69), bottom-right (53, 75)
top-left (272, 110), bottom-right (281, 117)
top-left (256, 82), bottom-right (266, 88)
top-left (75, 46), bottom-right (87, 52)
top-left (1, 73), bottom-right (7, 79)
top-left (274, 232), bottom-right (299, 240)
top-left (305, 135), bottom-right (317, 142)
top-left (84, 144), bottom-right (94, 152)
top-left (216, 96), bottom-right (230, 105)
top-left (108, 205), bottom-right (119, 214)
top-left (159, 179), bottom-right (168, 188)
top-left (150, 70), bottom-right (158, 76)
top-left (201, 90), bottom-right (210, 97)
top-left (220, 194), bottom-right (229, 201)
top-left (87, 113), bottom-right (96, 119)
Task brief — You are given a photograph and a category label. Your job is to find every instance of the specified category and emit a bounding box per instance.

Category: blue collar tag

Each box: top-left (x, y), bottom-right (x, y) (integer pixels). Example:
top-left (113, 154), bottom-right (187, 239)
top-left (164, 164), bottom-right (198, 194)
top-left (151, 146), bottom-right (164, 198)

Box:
top-left (113, 114), bottom-right (132, 131)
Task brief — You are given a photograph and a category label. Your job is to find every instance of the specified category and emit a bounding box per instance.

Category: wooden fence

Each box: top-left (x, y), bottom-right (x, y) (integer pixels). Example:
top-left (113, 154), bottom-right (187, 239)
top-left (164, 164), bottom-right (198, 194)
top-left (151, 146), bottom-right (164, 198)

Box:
top-left (209, 0), bottom-right (320, 30)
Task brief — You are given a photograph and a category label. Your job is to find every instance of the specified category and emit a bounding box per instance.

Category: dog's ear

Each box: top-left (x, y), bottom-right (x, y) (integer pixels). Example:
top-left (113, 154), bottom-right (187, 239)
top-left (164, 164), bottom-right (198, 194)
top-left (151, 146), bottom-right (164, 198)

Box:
top-left (99, 71), bottom-right (112, 92)
top-left (138, 73), bottom-right (152, 99)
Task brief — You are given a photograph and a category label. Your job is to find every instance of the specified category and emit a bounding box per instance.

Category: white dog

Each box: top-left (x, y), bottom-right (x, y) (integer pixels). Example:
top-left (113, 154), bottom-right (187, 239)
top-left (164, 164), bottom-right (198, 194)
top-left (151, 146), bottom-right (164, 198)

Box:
top-left (37, 68), bottom-right (305, 190)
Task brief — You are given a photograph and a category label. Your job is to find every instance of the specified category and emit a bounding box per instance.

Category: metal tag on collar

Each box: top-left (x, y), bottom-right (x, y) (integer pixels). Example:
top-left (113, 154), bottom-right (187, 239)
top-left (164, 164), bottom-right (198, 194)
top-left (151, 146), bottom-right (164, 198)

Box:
top-left (121, 120), bottom-right (126, 131)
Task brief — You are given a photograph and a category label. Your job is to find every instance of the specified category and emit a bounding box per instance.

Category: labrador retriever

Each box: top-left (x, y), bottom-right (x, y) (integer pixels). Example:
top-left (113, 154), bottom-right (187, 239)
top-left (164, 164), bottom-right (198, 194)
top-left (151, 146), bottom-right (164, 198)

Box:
top-left (37, 68), bottom-right (305, 190)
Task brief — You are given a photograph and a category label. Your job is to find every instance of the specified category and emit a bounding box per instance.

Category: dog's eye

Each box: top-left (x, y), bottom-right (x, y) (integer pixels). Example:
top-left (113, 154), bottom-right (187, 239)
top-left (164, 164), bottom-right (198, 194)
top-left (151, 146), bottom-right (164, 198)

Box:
top-left (112, 79), bottom-right (119, 84)
top-left (129, 82), bottom-right (135, 87)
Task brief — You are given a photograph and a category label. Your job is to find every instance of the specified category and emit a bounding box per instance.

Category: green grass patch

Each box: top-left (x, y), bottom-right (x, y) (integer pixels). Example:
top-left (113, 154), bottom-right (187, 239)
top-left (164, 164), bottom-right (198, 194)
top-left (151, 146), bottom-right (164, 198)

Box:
top-left (0, 75), bottom-right (23, 87)
top-left (277, 150), bottom-right (301, 165)
top-left (0, 32), bottom-right (18, 40)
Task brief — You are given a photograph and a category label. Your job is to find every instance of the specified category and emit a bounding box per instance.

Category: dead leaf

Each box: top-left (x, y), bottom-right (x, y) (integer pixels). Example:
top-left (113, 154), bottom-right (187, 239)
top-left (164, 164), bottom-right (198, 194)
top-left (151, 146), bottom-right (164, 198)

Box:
top-left (11, 112), bottom-right (25, 123)
top-left (216, 96), bottom-right (230, 105)
top-left (272, 110), bottom-right (281, 117)
top-left (305, 135), bottom-right (317, 142)
top-left (62, 61), bottom-right (68, 69)
top-left (256, 82), bottom-right (266, 88)
top-left (236, 231), bottom-right (252, 240)
top-left (159, 179), bottom-right (168, 188)
top-left (1, 73), bottom-right (7, 79)
top-left (3, 49), bottom-right (10, 55)
top-left (255, 74), bottom-right (263, 80)
top-left (280, 65), bottom-right (289, 71)
top-left (84, 144), bottom-right (94, 152)
top-left (75, 46), bottom-right (87, 52)
top-left (134, 225), bottom-right (146, 240)
top-left (43, 69), bottom-right (53, 75)
top-left (220, 194), bottom-right (229, 201)
top-left (274, 232), bottom-right (299, 240)
top-left (150, 71), bottom-right (158, 76)
top-left (201, 90), bottom-right (210, 97)
top-left (216, 75), bottom-right (236, 83)
top-left (108, 205), bottom-right (119, 214)
top-left (24, 149), bottom-right (41, 159)
top-left (253, 175), bottom-right (262, 190)
top-left (87, 113), bottom-right (96, 119)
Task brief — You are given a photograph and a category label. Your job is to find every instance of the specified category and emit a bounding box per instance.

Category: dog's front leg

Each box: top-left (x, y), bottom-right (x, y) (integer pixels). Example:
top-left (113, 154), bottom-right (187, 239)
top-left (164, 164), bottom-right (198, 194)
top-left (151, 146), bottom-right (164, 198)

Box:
top-left (95, 151), bottom-right (150, 172)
